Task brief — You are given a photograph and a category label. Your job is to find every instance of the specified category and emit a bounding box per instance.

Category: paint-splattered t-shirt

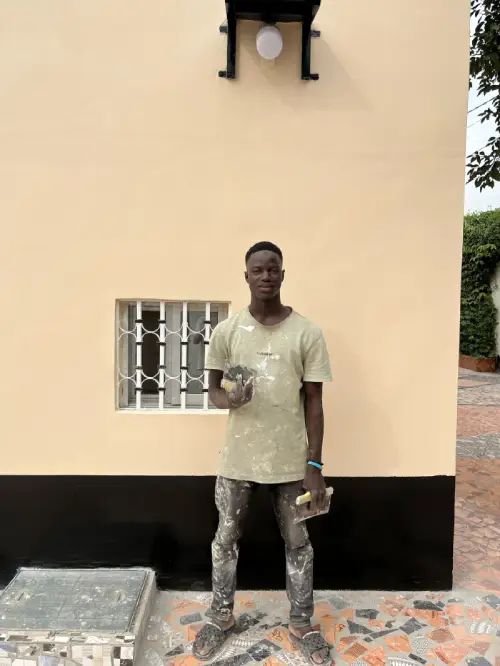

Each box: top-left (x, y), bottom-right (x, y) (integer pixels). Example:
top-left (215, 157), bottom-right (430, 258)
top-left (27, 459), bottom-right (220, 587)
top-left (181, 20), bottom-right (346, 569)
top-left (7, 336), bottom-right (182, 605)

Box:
top-left (205, 308), bottom-right (332, 484)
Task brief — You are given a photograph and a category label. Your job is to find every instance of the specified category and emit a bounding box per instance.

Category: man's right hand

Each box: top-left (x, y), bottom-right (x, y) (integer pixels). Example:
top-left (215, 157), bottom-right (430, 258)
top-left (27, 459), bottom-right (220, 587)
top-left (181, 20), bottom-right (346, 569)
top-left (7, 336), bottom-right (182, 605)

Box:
top-left (227, 375), bottom-right (253, 408)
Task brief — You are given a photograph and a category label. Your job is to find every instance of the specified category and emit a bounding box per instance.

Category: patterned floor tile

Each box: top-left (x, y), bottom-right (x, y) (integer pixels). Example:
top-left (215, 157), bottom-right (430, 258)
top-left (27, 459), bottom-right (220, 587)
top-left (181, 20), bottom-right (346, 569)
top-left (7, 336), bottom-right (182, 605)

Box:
top-left (329, 597), bottom-right (349, 611)
top-left (459, 379), bottom-right (491, 388)
top-left (139, 591), bottom-right (500, 666)
top-left (457, 406), bottom-right (500, 438)
top-left (362, 646), bottom-right (386, 666)
top-left (274, 651), bottom-right (307, 666)
top-left (338, 636), bottom-right (359, 652)
top-left (466, 658), bottom-right (495, 666)
top-left (355, 610), bottom-right (378, 621)
top-left (458, 383), bottom-right (500, 406)
top-left (409, 635), bottom-right (430, 656)
top-left (427, 627), bottom-right (455, 643)
top-left (384, 635), bottom-right (411, 652)
top-left (342, 643), bottom-right (368, 663)
top-left (347, 621), bottom-right (371, 636)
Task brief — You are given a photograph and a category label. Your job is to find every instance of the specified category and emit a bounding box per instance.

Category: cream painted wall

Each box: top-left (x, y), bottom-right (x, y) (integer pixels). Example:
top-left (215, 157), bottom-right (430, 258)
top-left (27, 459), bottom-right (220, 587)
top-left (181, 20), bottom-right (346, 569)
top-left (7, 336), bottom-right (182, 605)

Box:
top-left (0, 0), bottom-right (468, 476)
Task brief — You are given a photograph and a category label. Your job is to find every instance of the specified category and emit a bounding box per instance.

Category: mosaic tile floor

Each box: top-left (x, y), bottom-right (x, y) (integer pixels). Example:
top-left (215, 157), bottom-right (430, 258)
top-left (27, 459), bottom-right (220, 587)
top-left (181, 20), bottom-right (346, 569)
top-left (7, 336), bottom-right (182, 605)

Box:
top-left (137, 369), bottom-right (500, 666)
top-left (141, 590), bottom-right (500, 666)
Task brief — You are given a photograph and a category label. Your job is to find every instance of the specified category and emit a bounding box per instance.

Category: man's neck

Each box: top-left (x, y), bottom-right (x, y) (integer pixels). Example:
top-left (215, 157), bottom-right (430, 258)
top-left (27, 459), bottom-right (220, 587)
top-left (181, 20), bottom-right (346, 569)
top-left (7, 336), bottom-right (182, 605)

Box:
top-left (248, 296), bottom-right (290, 325)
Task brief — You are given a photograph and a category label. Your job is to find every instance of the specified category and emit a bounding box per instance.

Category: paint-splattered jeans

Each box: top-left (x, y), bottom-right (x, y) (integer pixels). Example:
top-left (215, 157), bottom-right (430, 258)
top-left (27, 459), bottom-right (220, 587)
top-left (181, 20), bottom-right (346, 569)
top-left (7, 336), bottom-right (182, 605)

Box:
top-left (207, 476), bottom-right (314, 629)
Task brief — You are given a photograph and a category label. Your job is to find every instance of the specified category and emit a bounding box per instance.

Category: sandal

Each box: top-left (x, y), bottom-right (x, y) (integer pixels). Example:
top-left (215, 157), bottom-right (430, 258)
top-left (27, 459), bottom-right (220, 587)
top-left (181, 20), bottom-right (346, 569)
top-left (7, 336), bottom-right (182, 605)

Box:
top-left (192, 622), bottom-right (235, 661)
top-left (289, 630), bottom-right (332, 666)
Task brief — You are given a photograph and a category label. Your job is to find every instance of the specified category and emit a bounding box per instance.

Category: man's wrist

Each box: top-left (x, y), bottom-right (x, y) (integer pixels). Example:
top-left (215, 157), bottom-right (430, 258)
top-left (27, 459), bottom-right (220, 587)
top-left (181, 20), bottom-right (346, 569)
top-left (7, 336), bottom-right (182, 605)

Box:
top-left (211, 387), bottom-right (231, 409)
top-left (306, 460), bottom-right (323, 472)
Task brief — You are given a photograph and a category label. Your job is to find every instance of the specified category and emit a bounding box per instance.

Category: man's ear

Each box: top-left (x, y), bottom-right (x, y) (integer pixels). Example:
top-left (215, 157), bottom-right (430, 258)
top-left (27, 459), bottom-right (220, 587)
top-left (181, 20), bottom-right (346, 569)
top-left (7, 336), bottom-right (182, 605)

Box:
top-left (244, 271), bottom-right (249, 283)
top-left (282, 269), bottom-right (285, 282)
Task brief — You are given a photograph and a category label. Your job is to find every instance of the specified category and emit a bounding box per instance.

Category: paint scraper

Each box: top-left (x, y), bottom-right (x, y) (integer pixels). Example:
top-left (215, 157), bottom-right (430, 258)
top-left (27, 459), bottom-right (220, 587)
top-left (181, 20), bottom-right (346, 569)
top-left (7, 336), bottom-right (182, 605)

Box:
top-left (293, 487), bottom-right (334, 524)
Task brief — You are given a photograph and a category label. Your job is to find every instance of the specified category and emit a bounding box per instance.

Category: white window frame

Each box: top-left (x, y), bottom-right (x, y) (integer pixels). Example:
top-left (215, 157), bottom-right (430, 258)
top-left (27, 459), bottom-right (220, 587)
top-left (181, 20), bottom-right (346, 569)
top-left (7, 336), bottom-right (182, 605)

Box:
top-left (116, 300), bottom-right (229, 412)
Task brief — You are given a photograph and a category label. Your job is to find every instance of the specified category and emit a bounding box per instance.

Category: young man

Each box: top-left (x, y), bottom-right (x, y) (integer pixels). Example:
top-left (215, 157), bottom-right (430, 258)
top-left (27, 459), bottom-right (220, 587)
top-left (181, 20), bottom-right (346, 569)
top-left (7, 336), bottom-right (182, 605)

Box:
top-left (193, 241), bottom-right (332, 665)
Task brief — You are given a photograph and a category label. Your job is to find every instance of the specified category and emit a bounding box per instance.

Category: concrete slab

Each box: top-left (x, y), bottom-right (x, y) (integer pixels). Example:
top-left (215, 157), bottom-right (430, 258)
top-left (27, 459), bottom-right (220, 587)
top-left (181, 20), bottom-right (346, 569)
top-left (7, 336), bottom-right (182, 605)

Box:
top-left (0, 568), bottom-right (156, 666)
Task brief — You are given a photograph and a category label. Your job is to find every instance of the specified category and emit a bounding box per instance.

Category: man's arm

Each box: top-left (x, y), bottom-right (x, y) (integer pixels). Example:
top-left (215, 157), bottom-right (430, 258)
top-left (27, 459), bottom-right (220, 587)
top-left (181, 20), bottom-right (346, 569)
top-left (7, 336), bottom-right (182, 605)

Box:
top-left (208, 370), bottom-right (231, 409)
top-left (302, 381), bottom-right (327, 507)
top-left (304, 381), bottom-right (324, 462)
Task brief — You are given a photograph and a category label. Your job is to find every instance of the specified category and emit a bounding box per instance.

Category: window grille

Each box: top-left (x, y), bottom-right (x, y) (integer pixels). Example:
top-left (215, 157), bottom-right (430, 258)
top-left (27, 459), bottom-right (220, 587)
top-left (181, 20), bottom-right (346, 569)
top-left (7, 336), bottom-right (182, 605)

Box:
top-left (116, 301), bottom-right (229, 410)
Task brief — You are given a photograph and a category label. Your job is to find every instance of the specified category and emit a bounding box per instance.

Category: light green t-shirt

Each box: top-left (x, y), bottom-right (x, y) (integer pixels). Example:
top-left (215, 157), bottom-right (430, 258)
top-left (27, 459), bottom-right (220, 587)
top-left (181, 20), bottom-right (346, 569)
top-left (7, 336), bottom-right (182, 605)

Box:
top-left (205, 308), bottom-right (332, 484)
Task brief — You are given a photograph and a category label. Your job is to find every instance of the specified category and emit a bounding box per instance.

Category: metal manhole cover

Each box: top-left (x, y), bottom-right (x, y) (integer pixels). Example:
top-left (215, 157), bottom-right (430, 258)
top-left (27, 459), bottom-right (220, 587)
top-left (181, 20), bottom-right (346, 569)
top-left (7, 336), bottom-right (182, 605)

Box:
top-left (0, 568), bottom-right (148, 632)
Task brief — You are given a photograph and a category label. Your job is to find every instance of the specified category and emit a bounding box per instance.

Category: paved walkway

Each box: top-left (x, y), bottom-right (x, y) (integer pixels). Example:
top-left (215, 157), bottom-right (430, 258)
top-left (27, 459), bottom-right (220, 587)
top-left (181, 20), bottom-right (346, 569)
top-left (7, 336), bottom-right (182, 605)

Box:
top-left (455, 369), bottom-right (500, 595)
top-left (141, 370), bottom-right (500, 666)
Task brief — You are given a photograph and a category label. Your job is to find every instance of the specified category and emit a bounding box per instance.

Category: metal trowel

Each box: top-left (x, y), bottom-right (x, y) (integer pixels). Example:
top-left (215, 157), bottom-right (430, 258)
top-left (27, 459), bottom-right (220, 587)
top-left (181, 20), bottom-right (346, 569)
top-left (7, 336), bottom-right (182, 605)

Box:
top-left (294, 487), bottom-right (334, 524)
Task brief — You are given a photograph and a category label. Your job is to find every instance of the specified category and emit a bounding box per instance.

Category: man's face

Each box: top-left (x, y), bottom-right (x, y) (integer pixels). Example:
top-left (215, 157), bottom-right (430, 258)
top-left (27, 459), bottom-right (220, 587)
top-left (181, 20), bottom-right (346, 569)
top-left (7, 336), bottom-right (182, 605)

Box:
top-left (245, 250), bottom-right (284, 301)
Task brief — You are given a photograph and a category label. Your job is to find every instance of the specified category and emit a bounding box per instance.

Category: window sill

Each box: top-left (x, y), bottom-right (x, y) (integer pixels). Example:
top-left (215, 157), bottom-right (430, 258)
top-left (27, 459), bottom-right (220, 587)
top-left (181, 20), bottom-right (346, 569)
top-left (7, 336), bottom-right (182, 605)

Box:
top-left (116, 408), bottom-right (229, 415)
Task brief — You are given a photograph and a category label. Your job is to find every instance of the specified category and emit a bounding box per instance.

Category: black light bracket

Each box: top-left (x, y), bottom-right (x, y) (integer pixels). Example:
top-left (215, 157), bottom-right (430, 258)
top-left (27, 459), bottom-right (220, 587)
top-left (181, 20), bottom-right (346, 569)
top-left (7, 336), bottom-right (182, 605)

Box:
top-left (218, 1), bottom-right (322, 81)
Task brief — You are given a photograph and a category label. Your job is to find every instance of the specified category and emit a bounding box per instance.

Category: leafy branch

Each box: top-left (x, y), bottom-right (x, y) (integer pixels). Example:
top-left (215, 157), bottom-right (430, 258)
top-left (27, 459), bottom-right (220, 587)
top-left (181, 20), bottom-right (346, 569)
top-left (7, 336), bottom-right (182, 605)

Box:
top-left (467, 0), bottom-right (500, 190)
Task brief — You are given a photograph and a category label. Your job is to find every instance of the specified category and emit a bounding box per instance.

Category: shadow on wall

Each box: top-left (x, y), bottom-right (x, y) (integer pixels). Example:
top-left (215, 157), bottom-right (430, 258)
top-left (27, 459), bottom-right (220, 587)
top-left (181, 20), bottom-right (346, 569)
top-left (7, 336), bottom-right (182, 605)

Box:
top-left (236, 22), bottom-right (368, 111)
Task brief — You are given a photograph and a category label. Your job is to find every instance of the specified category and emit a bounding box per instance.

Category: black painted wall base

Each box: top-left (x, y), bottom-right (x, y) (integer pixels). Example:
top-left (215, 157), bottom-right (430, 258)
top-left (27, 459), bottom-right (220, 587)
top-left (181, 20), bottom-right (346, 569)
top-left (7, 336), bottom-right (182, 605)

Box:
top-left (0, 475), bottom-right (454, 591)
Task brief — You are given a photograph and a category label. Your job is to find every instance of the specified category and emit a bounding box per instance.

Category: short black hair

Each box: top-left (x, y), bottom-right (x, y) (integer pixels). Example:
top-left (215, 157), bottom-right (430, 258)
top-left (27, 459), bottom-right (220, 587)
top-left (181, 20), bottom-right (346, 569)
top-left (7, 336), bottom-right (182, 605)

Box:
top-left (245, 241), bottom-right (283, 265)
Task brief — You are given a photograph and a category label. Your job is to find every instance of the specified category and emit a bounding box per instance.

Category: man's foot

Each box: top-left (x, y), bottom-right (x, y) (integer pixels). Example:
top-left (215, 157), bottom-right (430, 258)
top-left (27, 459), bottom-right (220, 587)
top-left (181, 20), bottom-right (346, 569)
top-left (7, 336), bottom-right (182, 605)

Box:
top-left (289, 625), bottom-right (332, 665)
top-left (192, 617), bottom-right (236, 661)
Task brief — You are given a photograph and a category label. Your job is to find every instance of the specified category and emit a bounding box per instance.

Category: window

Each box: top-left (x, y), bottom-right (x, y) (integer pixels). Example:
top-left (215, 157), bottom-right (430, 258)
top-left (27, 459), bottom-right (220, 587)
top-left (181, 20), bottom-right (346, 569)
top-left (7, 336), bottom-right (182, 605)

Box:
top-left (116, 300), bottom-right (229, 411)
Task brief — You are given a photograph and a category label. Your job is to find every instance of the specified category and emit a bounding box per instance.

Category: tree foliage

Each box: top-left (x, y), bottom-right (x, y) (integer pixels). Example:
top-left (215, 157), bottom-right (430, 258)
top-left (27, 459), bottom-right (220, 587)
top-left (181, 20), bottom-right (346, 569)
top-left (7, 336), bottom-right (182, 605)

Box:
top-left (468, 0), bottom-right (500, 190)
top-left (461, 208), bottom-right (500, 358)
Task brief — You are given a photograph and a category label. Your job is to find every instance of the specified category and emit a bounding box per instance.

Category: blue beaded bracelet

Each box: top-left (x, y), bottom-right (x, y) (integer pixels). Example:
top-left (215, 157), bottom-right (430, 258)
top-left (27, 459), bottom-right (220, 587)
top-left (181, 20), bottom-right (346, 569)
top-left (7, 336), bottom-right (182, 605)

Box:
top-left (307, 460), bottom-right (323, 471)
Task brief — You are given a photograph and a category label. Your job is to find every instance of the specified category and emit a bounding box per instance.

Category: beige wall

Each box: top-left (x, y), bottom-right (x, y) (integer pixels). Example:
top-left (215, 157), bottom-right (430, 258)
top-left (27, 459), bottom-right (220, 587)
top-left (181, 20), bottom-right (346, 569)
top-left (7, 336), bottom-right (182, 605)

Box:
top-left (0, 0), bottom-right (468, 476)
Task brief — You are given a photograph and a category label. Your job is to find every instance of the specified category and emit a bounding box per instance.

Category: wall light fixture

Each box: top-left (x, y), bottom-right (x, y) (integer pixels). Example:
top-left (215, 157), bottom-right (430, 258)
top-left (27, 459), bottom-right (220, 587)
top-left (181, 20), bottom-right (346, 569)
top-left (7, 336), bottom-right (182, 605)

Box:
top-left (218, 0), bottom-right (322, 81)
top-left (256, 25), bottom-right (283, 60)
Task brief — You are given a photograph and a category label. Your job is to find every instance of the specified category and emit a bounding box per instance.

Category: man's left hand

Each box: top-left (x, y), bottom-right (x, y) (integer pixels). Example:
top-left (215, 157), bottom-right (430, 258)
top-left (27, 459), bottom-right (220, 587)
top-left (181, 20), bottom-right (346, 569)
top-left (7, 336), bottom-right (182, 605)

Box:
top-left (303, 465), bottom-right (327, 512)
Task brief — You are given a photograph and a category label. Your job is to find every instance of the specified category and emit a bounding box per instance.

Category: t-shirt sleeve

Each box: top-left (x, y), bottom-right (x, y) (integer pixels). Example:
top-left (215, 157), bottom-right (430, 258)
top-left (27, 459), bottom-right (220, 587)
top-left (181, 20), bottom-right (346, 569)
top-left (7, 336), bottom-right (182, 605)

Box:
top-left (205, 322), bottom-right (228, 372)
top-left (303, 330), bottom-right (332, 383)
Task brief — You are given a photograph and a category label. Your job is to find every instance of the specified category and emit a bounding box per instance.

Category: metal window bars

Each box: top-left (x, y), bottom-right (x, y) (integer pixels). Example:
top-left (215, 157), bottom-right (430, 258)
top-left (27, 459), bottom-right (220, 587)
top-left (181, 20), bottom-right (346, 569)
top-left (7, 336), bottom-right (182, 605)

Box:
top-left (116, 301), bottom-right (229, 411)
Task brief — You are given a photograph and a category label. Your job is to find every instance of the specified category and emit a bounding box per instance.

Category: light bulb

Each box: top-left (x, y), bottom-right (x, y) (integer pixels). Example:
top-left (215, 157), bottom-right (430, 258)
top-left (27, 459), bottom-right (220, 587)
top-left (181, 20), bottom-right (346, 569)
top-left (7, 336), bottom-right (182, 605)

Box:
top-left (256, 25), bottom-right (283, 60)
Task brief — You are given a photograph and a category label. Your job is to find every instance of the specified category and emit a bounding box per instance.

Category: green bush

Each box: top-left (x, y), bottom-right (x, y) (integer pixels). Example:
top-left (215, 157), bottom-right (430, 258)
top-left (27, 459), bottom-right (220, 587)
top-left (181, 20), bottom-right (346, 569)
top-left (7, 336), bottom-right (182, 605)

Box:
top-left (460, 208), bottom-right (500, 358)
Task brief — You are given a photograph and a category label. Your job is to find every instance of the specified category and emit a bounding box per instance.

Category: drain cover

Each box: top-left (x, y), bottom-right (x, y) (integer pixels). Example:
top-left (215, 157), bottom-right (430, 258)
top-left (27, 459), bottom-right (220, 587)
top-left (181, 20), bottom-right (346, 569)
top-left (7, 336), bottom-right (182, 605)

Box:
top-left (0, 568), bottom-right (149, 632)
top-left (0, 568), bottom-right (156, 666)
